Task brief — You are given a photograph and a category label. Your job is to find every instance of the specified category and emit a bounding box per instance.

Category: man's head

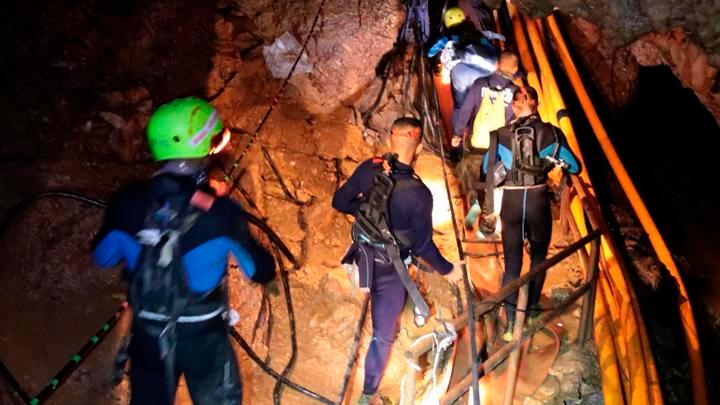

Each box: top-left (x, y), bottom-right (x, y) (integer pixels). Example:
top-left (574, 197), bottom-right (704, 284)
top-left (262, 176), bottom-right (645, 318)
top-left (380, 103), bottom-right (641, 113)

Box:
top-left (497, 52), bottom-right (519, 79)
top-left (146, 97), bottom-right (230, 162)
top-left (512, 86), bottom-right (539, 118)
top-left (389, 117), bottom-right (423, 164)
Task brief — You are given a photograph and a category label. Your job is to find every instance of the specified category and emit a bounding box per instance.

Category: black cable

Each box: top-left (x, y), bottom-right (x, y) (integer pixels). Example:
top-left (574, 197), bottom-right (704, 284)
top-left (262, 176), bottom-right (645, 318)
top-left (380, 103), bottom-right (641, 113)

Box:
top-left (229, 328), bottom-right (334, 405)
top-left (0, 359), bottom-right (32, 404)
top-left (261, 146), bottom-right (312, 206)
top-left (272, 247), bottom-right (299, 405)
top-left (336, 295), bottom-right (370, 404)
top-left (223, 0), bottom-right (327, 185)
top-left (401, 39), bottom-right (419, 116)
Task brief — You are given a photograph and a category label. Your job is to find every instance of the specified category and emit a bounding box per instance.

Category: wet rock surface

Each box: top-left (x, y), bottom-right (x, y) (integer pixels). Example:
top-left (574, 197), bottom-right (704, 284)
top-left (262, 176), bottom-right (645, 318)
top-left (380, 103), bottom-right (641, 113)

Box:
top-left (230, 0), bottom-right (405, 114)
top-left (515, 1), bottom-right (720, 121)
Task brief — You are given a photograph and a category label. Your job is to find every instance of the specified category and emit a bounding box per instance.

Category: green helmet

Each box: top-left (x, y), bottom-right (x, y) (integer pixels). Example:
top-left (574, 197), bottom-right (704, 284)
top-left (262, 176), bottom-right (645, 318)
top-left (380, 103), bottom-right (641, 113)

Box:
top-left (146, 97), bottom-right (224, 161)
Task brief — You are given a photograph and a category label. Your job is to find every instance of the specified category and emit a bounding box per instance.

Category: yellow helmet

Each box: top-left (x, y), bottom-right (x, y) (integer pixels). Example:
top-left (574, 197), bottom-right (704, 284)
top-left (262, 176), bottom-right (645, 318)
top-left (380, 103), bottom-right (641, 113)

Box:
top-left (443, 7), bottom-right (466, 28)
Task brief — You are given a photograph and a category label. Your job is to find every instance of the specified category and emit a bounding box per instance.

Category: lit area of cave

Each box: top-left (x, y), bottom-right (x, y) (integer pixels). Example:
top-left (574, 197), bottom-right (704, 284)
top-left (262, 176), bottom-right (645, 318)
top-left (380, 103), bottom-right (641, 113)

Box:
top-left (1, 1), bottom-right (720, 404)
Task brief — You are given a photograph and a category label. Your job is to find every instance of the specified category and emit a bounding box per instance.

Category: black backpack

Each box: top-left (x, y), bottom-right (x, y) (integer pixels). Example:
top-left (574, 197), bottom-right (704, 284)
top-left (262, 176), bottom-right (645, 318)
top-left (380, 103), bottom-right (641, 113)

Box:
top-left (350, 154), bottom-right (431, 325)
top-left (351, 154), bottom-right (420, 251)
top-left (130, 196), bottom-right (200, 323)
top-left (129, 193), bottom-right (203, 403)
top-left (508, 123), bottom-right (557, 186)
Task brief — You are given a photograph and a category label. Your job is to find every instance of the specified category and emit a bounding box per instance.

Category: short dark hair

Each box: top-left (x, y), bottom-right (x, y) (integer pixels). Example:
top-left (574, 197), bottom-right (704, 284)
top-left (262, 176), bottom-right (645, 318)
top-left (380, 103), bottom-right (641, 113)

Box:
top-left (391, 117), bottom-right (423, 138)
top-left (513, 86), bottom-right (539, 103)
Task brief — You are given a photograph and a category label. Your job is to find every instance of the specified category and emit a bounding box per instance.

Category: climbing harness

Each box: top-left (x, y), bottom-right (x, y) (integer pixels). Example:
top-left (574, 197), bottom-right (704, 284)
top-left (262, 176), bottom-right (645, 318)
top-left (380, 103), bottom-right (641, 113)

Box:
top-left (346, 153), bottom-right (431, 327)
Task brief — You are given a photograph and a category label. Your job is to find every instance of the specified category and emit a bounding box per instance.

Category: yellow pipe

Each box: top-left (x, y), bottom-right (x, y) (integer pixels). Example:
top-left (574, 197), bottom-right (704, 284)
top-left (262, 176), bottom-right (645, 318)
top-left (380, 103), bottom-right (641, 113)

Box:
top-left (506, 3), bottom-right (550, 123)
top-left (525, 14), bottom-right (663, 402)
top-left (506, 5), bottom-right (628, 403)
top-left (546, 15), bottom-right (707, 405)
top-left (509, 3), bottom-right (665, 403)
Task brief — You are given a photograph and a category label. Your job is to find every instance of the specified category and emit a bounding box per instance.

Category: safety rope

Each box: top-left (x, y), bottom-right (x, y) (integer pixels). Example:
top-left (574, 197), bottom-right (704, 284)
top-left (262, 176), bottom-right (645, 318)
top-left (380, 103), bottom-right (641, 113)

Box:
top-left (223, 0), bottom-right (326, 185)
top-left (400, 319), bottom-right (457, 405)
top-left (29, 302), bottom-right (129, 405)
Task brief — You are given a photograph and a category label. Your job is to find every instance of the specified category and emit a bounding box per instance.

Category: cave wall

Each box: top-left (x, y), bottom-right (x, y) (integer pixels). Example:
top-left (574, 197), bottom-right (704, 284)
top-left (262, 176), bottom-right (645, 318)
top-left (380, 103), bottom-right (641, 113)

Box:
top-left (230, 0), bottom-right (404, 114)
top-left (502, 0), bottom-right (720, 121)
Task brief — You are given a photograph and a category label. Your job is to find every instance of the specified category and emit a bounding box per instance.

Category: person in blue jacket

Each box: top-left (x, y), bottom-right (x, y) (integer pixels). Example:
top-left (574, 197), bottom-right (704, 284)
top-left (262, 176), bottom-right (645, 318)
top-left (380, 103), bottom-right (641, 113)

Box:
top-left (428, 7), bottom-right (502, 114)
top-left (332, 117), bottom-right (462, 405)
top-left (92, 97), bottom-right (275, 404)
top-left (482, 87), bottom-right (581, 340)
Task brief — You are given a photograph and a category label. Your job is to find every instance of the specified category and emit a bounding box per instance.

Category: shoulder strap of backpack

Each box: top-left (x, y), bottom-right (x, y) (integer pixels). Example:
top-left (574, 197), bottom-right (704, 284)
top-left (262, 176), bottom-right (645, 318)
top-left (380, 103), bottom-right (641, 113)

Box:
top-left (483, 130), bottom-right (499, 213)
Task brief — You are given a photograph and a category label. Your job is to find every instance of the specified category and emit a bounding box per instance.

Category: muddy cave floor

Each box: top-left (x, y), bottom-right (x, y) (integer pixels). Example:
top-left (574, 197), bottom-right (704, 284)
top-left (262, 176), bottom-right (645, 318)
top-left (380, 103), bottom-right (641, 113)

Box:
top-left (0, 109), bottom-right (602, 404)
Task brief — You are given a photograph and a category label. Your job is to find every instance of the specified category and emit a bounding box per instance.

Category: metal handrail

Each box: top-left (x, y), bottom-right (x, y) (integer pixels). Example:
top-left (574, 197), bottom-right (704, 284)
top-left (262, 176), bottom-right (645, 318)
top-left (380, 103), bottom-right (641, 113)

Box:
top-left (404, 231), bottom-right (601, 405)
top-left (402, 169), bottom-right (608, 404)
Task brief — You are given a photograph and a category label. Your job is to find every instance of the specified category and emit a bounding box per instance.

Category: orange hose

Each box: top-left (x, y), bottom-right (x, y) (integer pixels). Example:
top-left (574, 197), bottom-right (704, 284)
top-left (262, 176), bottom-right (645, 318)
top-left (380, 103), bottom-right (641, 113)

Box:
top-left (524, 13), bottom-right (665, 402)
top-left (546, 15), bottom-right (707, 405)
top-left (506, 4), bottom-right (549, 123)
top-left (508, 2), bottom-right (665, 403)
top-left (433, 67), bottom-right (456, 140)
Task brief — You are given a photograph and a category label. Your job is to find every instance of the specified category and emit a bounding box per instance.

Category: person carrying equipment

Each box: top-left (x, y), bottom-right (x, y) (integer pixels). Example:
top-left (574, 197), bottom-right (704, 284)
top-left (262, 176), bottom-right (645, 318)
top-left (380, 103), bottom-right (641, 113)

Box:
top-left (428, 7), bottom-right (503, 114)
top-left (92, 97), bottom-right (276, 405)
top-left (452, 51), bottom-right (519, 228)
top-left (481, 87), bottom-right (581, 340)
top-left (332, 117), bottom-right (463, 405)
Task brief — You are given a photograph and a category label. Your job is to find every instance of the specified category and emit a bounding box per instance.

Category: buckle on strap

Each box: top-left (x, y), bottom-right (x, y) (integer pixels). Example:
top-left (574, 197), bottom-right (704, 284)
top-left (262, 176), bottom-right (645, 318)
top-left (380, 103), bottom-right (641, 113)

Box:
top-left (137, 306), bottom-right (225, 323)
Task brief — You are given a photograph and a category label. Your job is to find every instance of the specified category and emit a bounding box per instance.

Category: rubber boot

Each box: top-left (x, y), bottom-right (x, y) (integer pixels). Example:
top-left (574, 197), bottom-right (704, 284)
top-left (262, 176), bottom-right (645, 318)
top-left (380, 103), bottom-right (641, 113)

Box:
top-left (464, 199), bottom-right (482, 228)
top-left (501, 320), bottom-right (515, 342)
top-left (357, 392), bottom-right (384, 405)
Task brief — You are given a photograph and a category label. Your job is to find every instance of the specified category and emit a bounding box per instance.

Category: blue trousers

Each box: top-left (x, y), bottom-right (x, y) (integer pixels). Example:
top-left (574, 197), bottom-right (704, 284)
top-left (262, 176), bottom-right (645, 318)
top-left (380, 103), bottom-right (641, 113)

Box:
top-left (362, 260), bottom-right (407, 394)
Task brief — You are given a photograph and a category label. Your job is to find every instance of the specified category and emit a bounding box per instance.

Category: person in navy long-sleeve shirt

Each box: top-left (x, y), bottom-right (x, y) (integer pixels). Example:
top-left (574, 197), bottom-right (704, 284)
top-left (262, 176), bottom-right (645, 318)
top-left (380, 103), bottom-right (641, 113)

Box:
top-left (332, 117), bottom-right (461, 403)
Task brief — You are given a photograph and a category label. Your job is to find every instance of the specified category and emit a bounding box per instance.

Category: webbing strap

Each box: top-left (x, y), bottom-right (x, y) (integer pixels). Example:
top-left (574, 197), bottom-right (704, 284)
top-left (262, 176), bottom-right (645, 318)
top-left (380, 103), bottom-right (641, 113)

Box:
top-left (484, 130), bottom-right (499, 213)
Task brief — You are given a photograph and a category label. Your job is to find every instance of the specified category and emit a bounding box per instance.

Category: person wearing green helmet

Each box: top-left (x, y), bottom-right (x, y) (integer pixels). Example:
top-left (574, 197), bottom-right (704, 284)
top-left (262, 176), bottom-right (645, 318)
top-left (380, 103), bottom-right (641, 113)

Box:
top-left (92, 97), bottom-right (275, 404)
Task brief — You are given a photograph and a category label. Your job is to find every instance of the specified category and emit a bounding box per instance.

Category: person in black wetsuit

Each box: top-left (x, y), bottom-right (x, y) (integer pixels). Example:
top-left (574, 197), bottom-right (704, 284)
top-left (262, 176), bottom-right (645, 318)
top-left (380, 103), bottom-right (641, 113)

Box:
top-left (93, 97), bottom-right (275, 404)
top-left (482, 87), bottom-right (581, 340)
top-left (332, 117), bottom-right (462, 405)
